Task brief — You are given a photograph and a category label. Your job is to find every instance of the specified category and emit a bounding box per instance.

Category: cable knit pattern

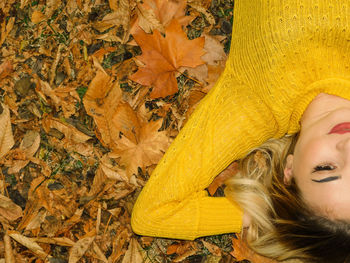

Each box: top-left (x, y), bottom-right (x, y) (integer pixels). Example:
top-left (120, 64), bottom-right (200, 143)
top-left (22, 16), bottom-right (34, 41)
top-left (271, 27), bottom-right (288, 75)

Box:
top-left (131, 1), bottom-right (350, 240)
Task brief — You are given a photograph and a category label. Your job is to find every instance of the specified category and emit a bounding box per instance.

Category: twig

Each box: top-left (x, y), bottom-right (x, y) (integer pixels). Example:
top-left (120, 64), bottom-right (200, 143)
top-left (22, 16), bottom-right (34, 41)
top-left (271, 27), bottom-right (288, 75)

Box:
top-left (50, 44), bottom-right (64, 86)
top-left (176, 69), bottom-right (204, 86)
top-left (0, 169), bottom-right (9, 197)
top-left (103, 213), bottom-right (113, 235)
top-left (4, 230), bottom-right (16, 263)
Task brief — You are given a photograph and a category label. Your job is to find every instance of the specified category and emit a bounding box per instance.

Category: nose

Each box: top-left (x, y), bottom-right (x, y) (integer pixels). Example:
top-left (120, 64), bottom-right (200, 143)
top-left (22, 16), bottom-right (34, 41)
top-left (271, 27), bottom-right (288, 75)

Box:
top-left (336, 136), bottom-right (350, 153)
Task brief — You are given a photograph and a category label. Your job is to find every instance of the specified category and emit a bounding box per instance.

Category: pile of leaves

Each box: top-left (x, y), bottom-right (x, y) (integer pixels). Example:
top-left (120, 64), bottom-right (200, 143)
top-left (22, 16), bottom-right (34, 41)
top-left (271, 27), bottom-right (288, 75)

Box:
top-left (0, 0), bottom-right (277, 262)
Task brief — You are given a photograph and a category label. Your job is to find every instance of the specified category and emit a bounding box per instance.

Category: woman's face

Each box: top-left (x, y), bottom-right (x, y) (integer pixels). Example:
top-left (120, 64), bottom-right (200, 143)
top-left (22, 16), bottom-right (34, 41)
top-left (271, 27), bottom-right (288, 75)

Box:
top-left (284, 93), bottom-right (350, 220)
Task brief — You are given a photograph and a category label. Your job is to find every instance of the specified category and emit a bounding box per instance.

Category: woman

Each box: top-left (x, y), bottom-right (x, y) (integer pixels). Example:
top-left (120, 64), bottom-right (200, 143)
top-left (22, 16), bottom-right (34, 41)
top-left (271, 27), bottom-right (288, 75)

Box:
top-left (131, 1), bottom-right (350, 262)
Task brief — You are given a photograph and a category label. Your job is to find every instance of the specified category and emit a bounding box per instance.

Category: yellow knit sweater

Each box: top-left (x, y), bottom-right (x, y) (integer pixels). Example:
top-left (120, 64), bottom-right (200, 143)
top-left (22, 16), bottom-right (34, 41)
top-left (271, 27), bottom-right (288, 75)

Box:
top-left (131, 1), bottom-right (350, 240)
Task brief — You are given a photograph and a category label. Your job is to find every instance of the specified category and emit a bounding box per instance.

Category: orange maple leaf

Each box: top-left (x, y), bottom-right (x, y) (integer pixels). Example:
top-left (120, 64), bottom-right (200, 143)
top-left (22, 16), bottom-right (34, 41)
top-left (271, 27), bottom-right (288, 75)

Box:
top-left (129, 19), bottom-right (205, 98)
top-left (111, 118), bottom-right (170, 177)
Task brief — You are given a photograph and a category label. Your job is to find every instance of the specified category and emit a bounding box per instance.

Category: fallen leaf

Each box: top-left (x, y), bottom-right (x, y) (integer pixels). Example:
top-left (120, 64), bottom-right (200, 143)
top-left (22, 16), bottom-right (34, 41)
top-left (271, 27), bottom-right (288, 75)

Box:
top-left (201, 240), bottom-right (222, 257)
top-left (94, 0), bottom-right (130, 33)
top-left (0, 194), bottom-right (22, 222)
top-left (112, 118), bottom-right (170, 177)
top-left (204, 60), bottom-right (226, 93)
top-left (88, 156), bottom-right (129, 197)
top-left (42, 116), bottom-right (91, 143)
top-left (32, 237), bottom-right (75, 247)
top-left (121, 238), bottom-right (143, 263)
top-left (129, 19), bottom-right (205, 98)
top-left (83, 70), bottom-right (139, 150)
top-left (133, 0), bottom-right (192, 34)
top-left (8, 230), bottom-right (51, 259)
top-left (188, 2), bottom-right (216, 25)
top-left (0, 103), bottom-right (14, 159)
top-left (7, 130), bottom-right (40, 174)
top-left (69, 236), bottom-right (95, 263)
top-left (167, 241), bottom-right (194, 255)
top-left (31, 10), bottom-right (46, 24)
top-left (4, 232), bottom-right (15, 263)
top-left (45, 0), bottom-right (62, 17)
top-left (92, 241), bottom-right (108, 263)
top-left (207, 162), bottom-right (239, 196)
top-left (0, 60), bottom-right (13, 80)
top-left (108, 227), bottom-right (130, 262)
top-left (180, 34), bottom-right (227, 84)
top-left (231, 236), bottom-right (277, 263)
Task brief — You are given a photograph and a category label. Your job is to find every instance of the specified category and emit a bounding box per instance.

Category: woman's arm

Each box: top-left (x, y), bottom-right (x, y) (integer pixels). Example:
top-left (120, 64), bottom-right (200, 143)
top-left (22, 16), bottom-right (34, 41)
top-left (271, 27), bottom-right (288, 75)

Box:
top-left (131, 66), bottom-right (278, 240)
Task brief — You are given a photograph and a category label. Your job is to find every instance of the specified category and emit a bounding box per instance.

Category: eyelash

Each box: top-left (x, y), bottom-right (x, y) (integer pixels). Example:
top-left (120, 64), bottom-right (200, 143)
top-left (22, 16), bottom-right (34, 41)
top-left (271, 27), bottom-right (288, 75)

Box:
top-left (312, 164), bottom-right (336, 172)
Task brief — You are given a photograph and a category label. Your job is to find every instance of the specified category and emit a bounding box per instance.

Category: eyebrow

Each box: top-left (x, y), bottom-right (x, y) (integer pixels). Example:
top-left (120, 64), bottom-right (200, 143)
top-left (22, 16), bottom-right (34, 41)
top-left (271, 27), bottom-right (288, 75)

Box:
top-left (312, 175), bottom-right (341, 183)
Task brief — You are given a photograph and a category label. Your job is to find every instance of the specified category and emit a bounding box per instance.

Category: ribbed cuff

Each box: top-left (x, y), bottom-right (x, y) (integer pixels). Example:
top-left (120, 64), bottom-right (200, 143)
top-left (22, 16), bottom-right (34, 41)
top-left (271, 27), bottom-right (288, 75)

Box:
top-left (197, 197), bottom-right (243, 237)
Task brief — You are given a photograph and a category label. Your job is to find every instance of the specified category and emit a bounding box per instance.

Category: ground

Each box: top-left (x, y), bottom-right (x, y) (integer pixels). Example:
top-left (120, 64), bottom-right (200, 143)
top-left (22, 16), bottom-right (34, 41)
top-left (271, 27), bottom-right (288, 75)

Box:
top-left (0, 0), bottom-right (272, 262)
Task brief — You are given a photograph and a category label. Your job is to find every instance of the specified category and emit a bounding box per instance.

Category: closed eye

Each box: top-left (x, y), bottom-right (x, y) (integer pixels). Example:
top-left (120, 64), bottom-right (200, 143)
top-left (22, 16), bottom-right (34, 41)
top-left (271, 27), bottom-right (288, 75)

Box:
top-left (312, 176), bottom-right (341, 183)
top-left (312, 164), bottom-right (336, 173)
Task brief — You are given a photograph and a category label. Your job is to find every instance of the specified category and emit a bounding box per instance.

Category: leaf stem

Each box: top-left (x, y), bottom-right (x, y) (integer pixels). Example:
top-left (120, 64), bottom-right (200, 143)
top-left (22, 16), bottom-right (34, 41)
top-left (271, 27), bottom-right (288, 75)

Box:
top-left (176, 70), bottom-right (203, 86)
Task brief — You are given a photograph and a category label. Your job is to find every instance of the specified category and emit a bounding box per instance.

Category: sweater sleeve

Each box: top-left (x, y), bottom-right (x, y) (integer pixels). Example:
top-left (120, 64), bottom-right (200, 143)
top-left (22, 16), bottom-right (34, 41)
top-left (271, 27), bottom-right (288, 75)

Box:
top-left (131, 66), bottom-right (279, 240)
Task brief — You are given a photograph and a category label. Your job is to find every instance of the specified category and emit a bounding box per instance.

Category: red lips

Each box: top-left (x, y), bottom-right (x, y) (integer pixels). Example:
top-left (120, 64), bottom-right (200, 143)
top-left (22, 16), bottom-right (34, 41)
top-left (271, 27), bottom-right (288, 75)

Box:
top-left (328, 122), bottom-right (350, 134)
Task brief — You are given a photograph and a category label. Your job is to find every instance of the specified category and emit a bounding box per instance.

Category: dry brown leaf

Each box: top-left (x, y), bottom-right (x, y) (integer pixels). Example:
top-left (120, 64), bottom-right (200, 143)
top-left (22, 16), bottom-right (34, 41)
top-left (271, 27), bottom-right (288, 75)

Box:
top-left (32, 237), bottom-right (75, 247)
top-left (68, 236), bottom-right (95, 263)
top-left (188, 3), bottom-right (216, 25)
top-left (0, 194), bottom-right (22, 222)
top-left (8, 230), bottom-right (51, 259)
top-left (7, 130), bottom-right (40, 174)
top-left (92, 241), bottom-right (108, 263)
top-left (87, 158), bottom-right (128, 199)
top-left (112, 119), bottom-right (170, 177)
top-left (94, 0), bottom-right (130, 33)
top-left (201, 34), bottom-right (227, 65)
top-left (207, 162), bottom-right (239, 196)
top-left (0, 103), bottom-right (14, 159)
top-left (35, 79), bottom-right (79, 118)
top-left (130, 19), bottom-right (205, 98)
top-left (20, 0), bottom-right (30, 8)
top-left (133, 0), bottom-right (193, 34)
top-left (108, 227), bottom-right (130, 262)
top-left (204, 60), bottom-right (226, 93)
top-left (180, 34), bottom-right (227, 84)
top-left (133, 4), bottom-right (164, 34)
top-left (166, 241), bottom-right (194, 255)
top-left (188, 0), bottom-right (212, 9)
top-left (84, 70), bottom-right (137, 150)
top-left (42, 116), bottom-right (91, 143)
top-left (0, 19), bottom-right (14, 53)
top-left (31, 10), bottom-right (46, 24)
top-left (121, 238), bottom-right (143, 263)
top-left (231, 236), bottom-right (277, 263)
top-left (0, 60), bottom-right (13, 80)
top-left (45, 0), bottom-right (62, 17)
top-left (201, 240), bottom-right (222, 257)
top-left (4, 232), bottom-right (15, 263)
top-left (24, 209), bottom-right (47, 232)
top-left (173, 249), bottom-right (197, 262)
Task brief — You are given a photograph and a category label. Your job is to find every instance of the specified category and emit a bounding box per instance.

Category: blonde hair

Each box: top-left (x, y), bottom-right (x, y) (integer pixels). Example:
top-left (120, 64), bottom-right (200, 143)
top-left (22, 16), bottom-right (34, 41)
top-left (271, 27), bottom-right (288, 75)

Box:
top-left (225, 134), bottom-right (350, 263)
